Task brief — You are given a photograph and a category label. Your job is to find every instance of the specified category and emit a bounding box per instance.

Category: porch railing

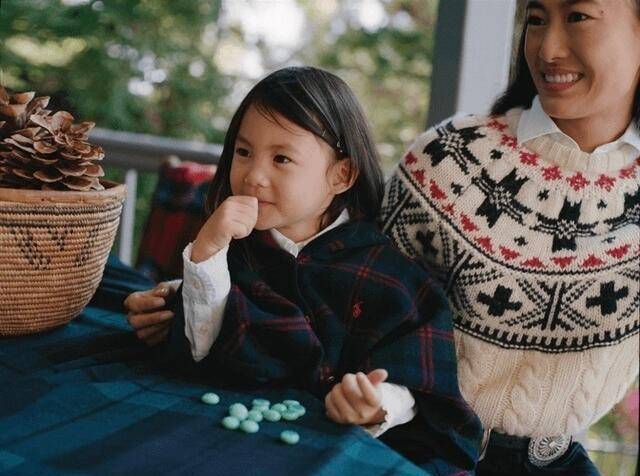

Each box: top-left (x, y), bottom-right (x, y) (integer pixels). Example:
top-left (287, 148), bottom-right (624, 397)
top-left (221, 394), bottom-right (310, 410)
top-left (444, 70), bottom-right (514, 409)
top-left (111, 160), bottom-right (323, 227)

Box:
top-left (90, 127), bottom-right (222, 265)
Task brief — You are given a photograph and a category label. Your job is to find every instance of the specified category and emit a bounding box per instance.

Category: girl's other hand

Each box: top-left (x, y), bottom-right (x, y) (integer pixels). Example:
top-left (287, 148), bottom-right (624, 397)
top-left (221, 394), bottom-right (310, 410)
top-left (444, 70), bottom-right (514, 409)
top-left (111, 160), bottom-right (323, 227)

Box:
top-left (325, 369), bottom-right (388, 426)
top-left (191, 195), bottom-right (258, 263)
top-left (124, 281), bottom-right (178, 346)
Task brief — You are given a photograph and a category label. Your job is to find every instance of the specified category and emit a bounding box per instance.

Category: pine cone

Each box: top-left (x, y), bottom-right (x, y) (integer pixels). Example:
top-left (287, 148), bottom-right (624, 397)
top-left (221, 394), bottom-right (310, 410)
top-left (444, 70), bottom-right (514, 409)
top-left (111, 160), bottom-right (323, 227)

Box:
top-left (0, 85), bottom-right (105, 191)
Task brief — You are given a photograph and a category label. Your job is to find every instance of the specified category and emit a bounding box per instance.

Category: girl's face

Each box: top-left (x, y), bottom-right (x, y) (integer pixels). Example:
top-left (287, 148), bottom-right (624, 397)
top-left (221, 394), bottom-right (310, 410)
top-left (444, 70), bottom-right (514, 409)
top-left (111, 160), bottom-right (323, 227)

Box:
top-left (230, 104), bottom-right (351, 242)
top-left (524, 0), bottom-right (640, 123)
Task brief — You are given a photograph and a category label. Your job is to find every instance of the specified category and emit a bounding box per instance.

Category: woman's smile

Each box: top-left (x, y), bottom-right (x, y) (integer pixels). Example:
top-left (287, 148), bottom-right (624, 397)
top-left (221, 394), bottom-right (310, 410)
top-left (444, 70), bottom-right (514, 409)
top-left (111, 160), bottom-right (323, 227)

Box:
top-left (539, 68), bottom-right (584, 92)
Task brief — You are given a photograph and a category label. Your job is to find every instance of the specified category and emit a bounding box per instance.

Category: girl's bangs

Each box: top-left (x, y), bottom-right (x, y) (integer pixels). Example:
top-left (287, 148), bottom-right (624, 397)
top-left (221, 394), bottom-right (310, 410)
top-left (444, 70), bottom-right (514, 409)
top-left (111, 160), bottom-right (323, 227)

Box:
top-left (249, 91), bottom-right (326, 140)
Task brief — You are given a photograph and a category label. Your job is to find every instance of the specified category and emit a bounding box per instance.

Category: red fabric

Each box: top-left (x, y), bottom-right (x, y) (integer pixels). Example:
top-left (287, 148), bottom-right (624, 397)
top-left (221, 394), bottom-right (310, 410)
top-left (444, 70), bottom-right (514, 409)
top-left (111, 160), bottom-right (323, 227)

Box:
top-left (136, 160), bottom-right (216, 282)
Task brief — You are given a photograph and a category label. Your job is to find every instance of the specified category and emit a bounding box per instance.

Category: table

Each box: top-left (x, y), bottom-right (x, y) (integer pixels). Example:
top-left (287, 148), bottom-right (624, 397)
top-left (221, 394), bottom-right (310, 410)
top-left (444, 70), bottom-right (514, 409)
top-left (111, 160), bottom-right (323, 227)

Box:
top-left (0, 303), bottom-right (429, 475)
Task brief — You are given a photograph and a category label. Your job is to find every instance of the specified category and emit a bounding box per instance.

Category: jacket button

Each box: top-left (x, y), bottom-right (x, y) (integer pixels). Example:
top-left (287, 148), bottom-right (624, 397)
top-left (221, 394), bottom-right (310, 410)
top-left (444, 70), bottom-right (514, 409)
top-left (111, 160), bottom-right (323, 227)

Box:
top-left (326, 376), bottom-right (335, 384)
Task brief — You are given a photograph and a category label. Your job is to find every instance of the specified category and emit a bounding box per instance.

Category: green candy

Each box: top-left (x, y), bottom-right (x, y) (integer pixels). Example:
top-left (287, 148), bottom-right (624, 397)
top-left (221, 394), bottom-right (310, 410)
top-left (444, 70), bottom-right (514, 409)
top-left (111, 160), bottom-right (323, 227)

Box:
top-left (271, 403), bottom-right (287, 413)
top-left (280, 430), bottom-right (300, 445)
top-left (283, 399), bottom-right (300, 407)
top-left (281, 410), bottom-right (299, 421)
top-left (288, 404), bottom-right (306, 416)
top-left (263, 409), bottom-right (282, 422)
top-left (221, 416), bottom-right (240, 430)
top-left (240, 419), bottom-right (260, 433)
top-left (247, 409), bottom-right (263, 422)
top-left (229, 403), bottom-right (249, 420)
top-left (200, 392), bottom-right (220, 405)
top-left (252, 398), bottom-right (270, 407)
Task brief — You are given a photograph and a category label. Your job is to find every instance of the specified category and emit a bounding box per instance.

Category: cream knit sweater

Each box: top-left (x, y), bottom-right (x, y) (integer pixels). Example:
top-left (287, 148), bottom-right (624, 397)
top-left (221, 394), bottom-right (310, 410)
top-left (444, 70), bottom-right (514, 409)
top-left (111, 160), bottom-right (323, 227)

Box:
top-left (381, 109), bottom-right (639, 437)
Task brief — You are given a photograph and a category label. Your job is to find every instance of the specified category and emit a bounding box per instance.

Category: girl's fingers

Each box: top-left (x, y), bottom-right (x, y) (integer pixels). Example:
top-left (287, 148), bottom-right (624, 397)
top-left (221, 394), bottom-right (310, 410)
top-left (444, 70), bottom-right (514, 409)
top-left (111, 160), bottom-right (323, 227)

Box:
top-left (330, 384), bottom-right (358, 422)
top-left (230, 195), bottom-right (258, 207)
top-left (366, 368), bottom-right (388, 386)
top-left (230, 222), bottom-right (254, 239)
top-left (231, 216), bottom-right (256, 230)
top-left (229, 203), bottom-right (259, 219)
top-left (341, 373), bottom-right (364, 410)
top-left (357, 372), bottom-right (380, 407)
top-left (325, 392), bottom-right (343, 423)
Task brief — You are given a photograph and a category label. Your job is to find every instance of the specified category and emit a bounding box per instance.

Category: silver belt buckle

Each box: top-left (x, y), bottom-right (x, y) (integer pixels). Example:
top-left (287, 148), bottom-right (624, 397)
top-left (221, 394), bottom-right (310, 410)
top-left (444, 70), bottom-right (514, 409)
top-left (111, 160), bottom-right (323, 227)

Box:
top-left (527, 435), bottom-right (572, 467)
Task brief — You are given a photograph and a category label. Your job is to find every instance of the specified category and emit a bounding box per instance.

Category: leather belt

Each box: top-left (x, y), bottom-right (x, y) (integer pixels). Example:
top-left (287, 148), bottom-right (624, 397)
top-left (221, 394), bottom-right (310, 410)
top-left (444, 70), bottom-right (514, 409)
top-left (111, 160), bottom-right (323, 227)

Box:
top-left (480, 429), bottom-right (573, 467)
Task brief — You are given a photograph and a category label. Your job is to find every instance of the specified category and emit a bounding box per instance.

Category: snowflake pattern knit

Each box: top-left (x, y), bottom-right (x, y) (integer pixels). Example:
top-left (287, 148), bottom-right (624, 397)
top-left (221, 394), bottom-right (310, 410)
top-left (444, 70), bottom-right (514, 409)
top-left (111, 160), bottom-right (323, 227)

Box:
top-left (381, 109), bottom-right (639, 436)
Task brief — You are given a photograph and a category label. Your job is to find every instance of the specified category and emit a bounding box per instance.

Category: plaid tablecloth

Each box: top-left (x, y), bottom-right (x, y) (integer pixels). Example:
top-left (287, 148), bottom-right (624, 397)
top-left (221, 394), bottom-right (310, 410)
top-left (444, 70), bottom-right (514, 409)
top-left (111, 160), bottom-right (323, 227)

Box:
top-left (0, 305), bottom-right (430, 475)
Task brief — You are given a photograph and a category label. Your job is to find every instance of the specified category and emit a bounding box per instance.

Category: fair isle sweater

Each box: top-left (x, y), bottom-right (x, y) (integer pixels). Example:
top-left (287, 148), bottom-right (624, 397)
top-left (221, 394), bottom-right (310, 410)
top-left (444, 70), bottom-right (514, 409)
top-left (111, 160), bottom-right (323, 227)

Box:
top-left (380, 108), bottom-right (639, 438)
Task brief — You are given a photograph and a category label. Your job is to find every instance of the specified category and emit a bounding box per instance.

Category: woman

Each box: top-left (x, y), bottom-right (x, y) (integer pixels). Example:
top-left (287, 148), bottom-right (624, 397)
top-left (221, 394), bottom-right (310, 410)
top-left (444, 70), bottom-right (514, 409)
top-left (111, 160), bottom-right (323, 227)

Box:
top-left (380, 0), bottom-right (639, 474)
top-left (126, 0), bottom-right (639, 473)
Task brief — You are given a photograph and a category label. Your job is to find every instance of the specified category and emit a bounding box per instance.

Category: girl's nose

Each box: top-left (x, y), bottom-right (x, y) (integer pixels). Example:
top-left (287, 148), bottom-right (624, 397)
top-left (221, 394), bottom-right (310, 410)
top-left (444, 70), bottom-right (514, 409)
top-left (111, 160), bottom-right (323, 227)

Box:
top-left (243, 162), bottom-right (269, 188)
top-left (537, 24), bottom-right (570, 63)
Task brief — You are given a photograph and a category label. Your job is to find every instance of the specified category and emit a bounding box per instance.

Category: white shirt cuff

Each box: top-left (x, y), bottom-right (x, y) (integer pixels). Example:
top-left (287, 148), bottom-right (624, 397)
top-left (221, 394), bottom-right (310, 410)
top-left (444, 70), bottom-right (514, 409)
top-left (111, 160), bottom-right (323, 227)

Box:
top-left (182, 242), bottom-right (231, 361)
top-left (363, 383), bottom-right (417, 438)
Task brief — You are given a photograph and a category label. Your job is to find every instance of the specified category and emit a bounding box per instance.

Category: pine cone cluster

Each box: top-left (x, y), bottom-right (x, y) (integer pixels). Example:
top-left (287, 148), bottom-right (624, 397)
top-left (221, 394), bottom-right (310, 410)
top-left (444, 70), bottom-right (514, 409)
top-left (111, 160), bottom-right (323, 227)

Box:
top-left (0, 85), bottom-right (105, 191)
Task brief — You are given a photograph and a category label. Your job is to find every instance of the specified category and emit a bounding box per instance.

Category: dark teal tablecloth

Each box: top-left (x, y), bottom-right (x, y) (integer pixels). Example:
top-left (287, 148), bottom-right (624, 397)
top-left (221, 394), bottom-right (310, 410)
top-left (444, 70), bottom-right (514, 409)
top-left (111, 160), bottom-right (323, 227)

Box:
top-left (0, 278), bottom-right (428, 476)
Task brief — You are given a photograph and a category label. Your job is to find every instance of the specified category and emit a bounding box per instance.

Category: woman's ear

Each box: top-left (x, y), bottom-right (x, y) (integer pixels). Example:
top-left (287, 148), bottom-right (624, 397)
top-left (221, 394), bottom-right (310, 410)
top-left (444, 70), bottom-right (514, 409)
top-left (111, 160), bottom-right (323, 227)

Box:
top-left (328, 158), bottom-right (357, 194)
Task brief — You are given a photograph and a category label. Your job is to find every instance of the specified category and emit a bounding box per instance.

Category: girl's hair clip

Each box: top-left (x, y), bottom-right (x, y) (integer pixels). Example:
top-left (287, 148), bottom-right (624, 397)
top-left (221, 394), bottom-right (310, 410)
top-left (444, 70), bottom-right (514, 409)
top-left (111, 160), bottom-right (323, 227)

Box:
top-left (321, 129), bottom-right (345, 156)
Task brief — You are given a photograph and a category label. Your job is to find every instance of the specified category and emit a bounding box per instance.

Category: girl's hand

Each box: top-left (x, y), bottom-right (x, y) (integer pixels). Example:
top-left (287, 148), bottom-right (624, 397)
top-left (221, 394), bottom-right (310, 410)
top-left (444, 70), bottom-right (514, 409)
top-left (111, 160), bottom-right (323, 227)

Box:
top-left (124, 281), bottom-right (179, 346)
top-left (191, 196), bottom-right (258, 263)
top-left (325, 369), bottom-right (388, 426)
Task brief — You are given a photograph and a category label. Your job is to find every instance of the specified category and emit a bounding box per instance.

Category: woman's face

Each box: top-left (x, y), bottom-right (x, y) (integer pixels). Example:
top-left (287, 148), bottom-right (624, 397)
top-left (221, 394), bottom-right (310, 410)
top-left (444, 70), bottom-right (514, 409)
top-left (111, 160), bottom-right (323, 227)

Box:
top-left (524, 0), bottom-right (640, 123)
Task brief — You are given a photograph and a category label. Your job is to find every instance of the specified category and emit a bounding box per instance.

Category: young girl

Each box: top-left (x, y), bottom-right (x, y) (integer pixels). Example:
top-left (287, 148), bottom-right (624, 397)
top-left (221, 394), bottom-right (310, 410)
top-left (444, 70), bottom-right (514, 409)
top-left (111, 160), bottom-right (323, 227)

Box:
top-left (160, 66), bottom-right (481, 472)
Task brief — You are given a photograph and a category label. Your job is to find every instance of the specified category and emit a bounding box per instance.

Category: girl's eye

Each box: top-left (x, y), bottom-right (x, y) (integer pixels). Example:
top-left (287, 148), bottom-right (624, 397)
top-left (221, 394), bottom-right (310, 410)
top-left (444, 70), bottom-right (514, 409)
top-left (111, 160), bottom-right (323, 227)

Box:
top-left (567, 12), bottom-right (589, 22)
top-left (274, 155), bottom-right (291, 164)
top-left (526, 14), bottom-right (545, 26)
top-left (235, 147), bottom-right (250, 157)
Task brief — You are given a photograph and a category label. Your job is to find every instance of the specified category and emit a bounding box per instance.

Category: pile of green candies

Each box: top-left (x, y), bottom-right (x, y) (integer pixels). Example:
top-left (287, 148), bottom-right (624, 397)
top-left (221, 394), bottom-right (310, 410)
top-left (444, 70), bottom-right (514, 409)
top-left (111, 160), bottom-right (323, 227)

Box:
top-left (201, 393), bottom-right (304, 445)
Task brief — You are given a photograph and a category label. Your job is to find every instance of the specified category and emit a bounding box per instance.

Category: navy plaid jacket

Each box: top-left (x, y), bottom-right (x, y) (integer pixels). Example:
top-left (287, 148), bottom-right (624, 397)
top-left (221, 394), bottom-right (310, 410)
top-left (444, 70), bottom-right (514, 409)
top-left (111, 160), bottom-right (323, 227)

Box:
top-left (167, 220), bottom-right (482, 474)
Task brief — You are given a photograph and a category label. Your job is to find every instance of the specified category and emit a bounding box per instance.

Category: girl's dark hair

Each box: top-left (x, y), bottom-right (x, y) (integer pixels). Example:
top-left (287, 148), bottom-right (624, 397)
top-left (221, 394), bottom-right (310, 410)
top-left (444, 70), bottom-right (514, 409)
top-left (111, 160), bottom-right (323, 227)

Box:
top-left (491, 0), bottom-right (640, 130)
top-left (206, 66), bottom-right (384, 227)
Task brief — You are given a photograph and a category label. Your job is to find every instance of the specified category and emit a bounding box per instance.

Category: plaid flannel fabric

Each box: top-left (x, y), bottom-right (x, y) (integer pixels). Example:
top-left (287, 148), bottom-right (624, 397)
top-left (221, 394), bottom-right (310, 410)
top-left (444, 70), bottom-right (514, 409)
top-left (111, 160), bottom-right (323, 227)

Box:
top-left (168, 220), bottom-right (482, 473)
top-left (0, 306), bottom-right (431, 476)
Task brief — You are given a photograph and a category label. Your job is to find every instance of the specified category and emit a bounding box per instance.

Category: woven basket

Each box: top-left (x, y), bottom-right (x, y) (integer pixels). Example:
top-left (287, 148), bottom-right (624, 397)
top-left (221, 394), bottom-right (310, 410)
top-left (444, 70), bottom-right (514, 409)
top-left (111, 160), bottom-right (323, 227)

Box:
top-left (0, 180), bottom-right (126, 335)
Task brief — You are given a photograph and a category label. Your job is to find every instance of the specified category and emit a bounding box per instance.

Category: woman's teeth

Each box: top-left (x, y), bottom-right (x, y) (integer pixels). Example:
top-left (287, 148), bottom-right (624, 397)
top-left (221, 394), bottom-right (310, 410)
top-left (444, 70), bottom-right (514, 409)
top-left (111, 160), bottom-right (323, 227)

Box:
top-left (544, 73), bottom-right (580, 83)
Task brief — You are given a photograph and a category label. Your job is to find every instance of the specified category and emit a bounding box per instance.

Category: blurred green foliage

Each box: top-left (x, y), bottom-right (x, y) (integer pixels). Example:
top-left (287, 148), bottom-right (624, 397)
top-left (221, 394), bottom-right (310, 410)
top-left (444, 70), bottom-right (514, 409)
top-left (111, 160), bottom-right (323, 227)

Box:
top-left (308, 1), bottom-right (438, 163)
top-left (1, 0), bottom-right (227, 143)
top-left (0, 0), bottom-right (437, 259)
top-left (0, 0), bottom-right (437, 165)
top-left (1, 0), bottom-right (227, 261)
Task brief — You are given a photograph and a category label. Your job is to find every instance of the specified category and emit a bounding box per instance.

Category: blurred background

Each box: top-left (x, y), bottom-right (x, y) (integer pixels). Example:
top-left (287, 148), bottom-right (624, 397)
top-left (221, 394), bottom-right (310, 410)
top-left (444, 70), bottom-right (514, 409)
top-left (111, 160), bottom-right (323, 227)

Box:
top-left (1, 0), bottom-right (437, 257)
top-left (0, 1), bottom-right (637, 474)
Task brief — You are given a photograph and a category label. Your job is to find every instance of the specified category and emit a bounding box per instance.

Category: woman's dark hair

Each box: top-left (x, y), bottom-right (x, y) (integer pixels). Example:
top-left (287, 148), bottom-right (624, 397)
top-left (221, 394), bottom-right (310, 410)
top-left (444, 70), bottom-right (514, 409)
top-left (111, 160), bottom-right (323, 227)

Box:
top-left (206, 66), bottom-right (384, 227)
top-left (492, 0), bottom-right (640, 130)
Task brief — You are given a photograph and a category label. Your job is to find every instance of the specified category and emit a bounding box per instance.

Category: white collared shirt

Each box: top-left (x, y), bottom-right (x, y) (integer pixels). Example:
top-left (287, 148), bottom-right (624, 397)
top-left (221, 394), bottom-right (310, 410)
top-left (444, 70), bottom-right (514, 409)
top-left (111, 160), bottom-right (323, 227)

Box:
top-left (518, 96), bottom-right (640, 158)
top-left (182, 209), bottom-right (416, 437)
top-left (270, 209), bottom-right (350, 257)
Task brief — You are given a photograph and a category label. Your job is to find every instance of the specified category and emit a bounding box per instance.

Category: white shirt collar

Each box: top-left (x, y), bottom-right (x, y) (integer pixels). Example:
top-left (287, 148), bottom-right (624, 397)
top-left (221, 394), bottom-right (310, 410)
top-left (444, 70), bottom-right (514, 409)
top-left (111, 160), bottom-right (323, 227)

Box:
top-left (269, 209), bottom-right (350, 258)
top-left (518, 96), bottom-right (640, 154)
